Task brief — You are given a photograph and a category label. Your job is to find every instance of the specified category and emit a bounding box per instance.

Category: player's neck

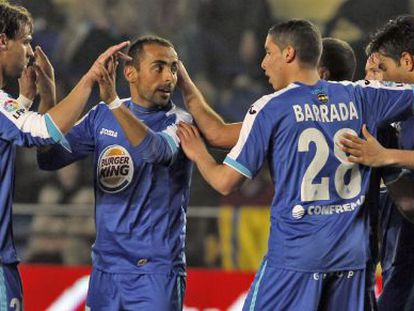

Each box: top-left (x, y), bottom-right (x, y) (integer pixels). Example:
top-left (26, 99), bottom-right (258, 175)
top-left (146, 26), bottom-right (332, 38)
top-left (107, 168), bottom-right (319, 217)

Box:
top-left (289, 67), bottom-right (320, 86)
top-left (129, 89), bottom-right (154, 109)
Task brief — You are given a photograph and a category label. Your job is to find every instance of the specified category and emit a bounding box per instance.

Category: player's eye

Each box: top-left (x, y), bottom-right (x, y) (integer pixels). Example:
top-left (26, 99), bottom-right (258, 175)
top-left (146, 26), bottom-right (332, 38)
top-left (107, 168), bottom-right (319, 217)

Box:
top-left (171, 64), bottom-right (178, 74)
top-left (155, 64), bottom-right (163, 72)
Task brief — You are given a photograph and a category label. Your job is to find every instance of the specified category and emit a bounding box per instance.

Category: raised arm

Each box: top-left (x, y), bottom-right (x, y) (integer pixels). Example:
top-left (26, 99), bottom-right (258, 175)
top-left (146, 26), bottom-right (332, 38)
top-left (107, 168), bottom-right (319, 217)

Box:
top-left (177, 62), bottom-right (241, 149)
top-left (33, 46), bottom-right (56, 114)
top-left (97, 58), bottom-right (180, 165)
top-left (340, 124), bottom-right (414, 169)
top-left (47, 41), bottom-right (130, 134)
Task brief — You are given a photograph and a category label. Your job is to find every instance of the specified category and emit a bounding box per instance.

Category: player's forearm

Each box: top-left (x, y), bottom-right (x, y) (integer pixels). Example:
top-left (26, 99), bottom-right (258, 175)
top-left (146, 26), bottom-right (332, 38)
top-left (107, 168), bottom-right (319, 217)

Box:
top-left (111, 104), bottom-right (148, 146)
top-left (181, 81), bottom-right (239, 148)
top-left (38, 89), bottom-right (56, 114)
top-left (384, 149), bottom-right (414, 169)
top-left (47, 75), bottom-right (93, 134)
top-left (194, 152), bottom-right (241, 195)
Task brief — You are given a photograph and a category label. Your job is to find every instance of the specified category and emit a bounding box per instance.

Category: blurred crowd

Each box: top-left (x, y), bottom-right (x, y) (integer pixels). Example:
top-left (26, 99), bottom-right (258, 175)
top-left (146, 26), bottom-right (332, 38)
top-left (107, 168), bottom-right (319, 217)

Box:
top-left (10, 0), bottom-right (414, 268)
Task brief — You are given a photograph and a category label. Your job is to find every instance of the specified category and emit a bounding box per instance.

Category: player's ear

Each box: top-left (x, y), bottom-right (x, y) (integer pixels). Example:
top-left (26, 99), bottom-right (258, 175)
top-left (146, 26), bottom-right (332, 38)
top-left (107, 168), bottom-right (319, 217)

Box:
top-left (318, 66), bottom-right (330, 80)
top-left (400, 52), bottom-right (414, 72)
top-left (284, 45), bottom-right (296, 63)
top-left (124, 65), bottom-right (137, 83)
top-left (0, 34), bottom-right (8, 51)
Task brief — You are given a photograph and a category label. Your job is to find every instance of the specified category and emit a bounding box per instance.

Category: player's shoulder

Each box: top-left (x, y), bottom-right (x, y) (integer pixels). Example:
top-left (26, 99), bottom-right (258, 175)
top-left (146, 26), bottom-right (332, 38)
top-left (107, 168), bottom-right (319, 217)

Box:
top-left (73, 98), bottom-right (128, 126)
top-left (253, 84), bottom-right (298, 106)
top-left (334, 79), bottom-right (412, 91)
top-left (166, 103), bottom-right (193, 124)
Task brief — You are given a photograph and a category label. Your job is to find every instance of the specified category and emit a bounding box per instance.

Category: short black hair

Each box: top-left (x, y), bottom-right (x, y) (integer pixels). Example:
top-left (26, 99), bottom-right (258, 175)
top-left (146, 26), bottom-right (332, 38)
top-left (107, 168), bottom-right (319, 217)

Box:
top-left (0, 1), bottom-right (33, 39)
top-left (320, 37), bottom-right (356, 80)
top-left (366, 15), bottom-right (414, 61)
top-left (268, 19), bottom-right (322, 67)
top-left (126, 35), bottom-right (175, 68)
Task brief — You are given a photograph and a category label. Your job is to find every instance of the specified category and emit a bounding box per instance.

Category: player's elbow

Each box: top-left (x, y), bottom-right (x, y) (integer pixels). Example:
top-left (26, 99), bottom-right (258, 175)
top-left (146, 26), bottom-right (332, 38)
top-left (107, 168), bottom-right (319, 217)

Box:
top-left (214, 180), bottom-right (240, 196)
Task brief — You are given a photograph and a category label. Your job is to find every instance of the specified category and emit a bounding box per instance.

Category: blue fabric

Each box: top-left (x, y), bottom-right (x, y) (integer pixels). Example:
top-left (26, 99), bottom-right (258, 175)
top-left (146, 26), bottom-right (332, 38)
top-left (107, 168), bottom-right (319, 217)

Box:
top-left (0, 264), bottom-right (22, 311)
top-left (37, 100), bottom-right (192, 275)
top-left (44, 113), bottom-right (71, 152)
top-left (226, 80), bottom-right (414, 272)
top-left (243, 258), bottom-right (365, 311)
top-left (86, 268), bottom-right (186, 310)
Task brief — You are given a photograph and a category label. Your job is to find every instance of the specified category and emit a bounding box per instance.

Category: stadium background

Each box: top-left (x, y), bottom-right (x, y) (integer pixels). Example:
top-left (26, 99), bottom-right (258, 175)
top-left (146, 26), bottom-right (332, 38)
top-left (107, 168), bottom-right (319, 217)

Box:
top-left (7, 0), bottom-right (410, 309)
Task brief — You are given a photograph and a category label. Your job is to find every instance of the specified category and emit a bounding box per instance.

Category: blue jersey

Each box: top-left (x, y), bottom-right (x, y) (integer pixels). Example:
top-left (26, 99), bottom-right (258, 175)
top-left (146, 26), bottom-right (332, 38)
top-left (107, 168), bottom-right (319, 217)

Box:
top-left (224, 80), bottom-right (414, 272)
top-left (379, 117), bottom-right (414, 273)
top-left (37, 99), bottom-right (193, 275)
top-left (379, 188), bottom-right (414, 271)
top-left (0, 90), bottom-right (66, 264)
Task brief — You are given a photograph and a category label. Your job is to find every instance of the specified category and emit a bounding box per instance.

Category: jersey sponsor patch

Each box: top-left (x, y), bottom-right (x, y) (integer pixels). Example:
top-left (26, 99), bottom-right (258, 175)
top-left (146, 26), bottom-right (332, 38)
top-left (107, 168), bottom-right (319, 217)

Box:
top-left (3, 99), bottom-right (25, 119)
top-left (97, 145), bottom-right (134, 193)
top-left (4, 99), bottom-right (20, 112)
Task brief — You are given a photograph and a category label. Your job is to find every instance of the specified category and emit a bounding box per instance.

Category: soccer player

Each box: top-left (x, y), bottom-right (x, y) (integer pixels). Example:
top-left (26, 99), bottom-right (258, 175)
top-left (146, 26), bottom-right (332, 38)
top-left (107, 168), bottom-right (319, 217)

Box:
top-left (0, 2), bottom-right (129, 308)
top-left (178, 37), bottom-right (356, 150)
top-left (176, 19), bottom-right (414, 310)
top-left (37, 36), bottom-right (192, 310)
top-left (340, 15), bottom-right (414, 311)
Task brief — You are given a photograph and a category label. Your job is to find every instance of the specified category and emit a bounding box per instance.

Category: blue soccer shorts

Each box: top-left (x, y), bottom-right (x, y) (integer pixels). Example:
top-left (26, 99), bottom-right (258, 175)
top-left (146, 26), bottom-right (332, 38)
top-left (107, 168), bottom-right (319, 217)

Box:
top-left (0, 263), bottom-right (23, 311)
top-left (85, 268), bottom-right (186, 310)
top-left (243, 259), bottom-right (365, 311)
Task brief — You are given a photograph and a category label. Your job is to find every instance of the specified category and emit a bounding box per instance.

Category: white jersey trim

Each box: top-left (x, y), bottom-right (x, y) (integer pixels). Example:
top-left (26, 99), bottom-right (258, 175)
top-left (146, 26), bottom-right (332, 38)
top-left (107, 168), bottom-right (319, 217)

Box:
top-left (227, 84), bottom-right (299, 161)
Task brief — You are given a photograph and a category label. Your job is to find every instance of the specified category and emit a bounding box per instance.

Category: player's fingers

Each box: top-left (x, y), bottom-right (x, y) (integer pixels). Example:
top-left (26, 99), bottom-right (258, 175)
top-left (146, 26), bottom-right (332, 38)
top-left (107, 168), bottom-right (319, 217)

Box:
top-left (341, 145), bottom-right (362, 157)
top-left (362, 124), bottom-right (373, 140)
top-left (177, 123), bottom-right (193, 139)
top-left (34, 46), bottom-right (52, 66)
top-left (116, 51), bottom-right (131, 62)
top-left (339, 138), bottom-right (362, 150)
top-left (189, 125), bottom-right (201, 138)
top-left (177, 129), bottom-right (185, 142)
top-left (97, 41), bottom-right (131, 65)
top-left (341, 133), bottom-right (363, 144)
top-left (347, 155), bottom-right (363, 164)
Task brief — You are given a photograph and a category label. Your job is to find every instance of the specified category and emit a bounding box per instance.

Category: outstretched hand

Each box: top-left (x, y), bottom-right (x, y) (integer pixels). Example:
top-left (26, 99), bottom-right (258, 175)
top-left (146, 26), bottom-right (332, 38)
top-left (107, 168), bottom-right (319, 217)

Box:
top-left (33, 46), bottom-right (56, 105)
top-left (98, 55), bottom-right (118, 104)
top-left (85, 41), bottom-right (131, 87)
top-left (176, 61), bottom-right (193, 91)
top-left (340, 124), bottom-right (387, 167)
top-left (18, 66), bottom-right (36, 100)
top-left (177, 122), bottom-right (208, 162)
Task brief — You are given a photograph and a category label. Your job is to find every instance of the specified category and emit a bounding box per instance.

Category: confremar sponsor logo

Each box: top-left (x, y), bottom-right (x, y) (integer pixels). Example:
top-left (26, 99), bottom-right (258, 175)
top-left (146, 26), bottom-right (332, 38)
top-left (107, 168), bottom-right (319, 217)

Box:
top-left (100, 128), bottom-right (118, 138)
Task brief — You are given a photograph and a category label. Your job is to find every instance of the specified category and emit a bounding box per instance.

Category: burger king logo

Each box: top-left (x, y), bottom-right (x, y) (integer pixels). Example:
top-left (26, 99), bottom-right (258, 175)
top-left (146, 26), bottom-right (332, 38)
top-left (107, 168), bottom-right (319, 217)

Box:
top-left (97, 145), bottom-right (134, 193)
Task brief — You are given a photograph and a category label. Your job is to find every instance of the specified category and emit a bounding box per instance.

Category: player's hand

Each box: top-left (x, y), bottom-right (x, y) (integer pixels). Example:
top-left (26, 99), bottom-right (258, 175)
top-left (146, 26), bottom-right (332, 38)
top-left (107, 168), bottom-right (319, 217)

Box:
top-left (340, 124), bottom-right (388, 167)
top-left (98, 56), bottom-right (118, 104)
top-left (177, 122), bottom-right (208, 162)
top-left (33, 46), bottom-right (56, 105)
top-left (85, 41), bottom-right (131, 87)
top-left (177, 61), bottom-right (193, 91)
top-left (18, 66), bottom-right (36, 100)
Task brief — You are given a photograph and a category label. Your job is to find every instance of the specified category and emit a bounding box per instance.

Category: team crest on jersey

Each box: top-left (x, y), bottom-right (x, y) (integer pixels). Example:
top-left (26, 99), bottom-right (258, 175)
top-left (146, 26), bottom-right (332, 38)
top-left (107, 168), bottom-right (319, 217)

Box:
top-left (317, 93), bottom-right (328, 104)
top-left (4, 99), bottom-right (20, 112)
top-left (97, 145), bottom-right (134, 193)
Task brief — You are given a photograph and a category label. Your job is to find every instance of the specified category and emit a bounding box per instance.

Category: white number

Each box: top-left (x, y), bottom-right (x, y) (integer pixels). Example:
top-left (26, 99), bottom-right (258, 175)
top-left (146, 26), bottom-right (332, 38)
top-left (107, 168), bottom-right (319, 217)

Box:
top-left (298, 128), bottom-right (330, 201)
top-left (10, 298), bottom-right (21, 311)
top-left (298, 128), bottom-right (361, 201)
top-left (333, 129), bottom-right (361, 199)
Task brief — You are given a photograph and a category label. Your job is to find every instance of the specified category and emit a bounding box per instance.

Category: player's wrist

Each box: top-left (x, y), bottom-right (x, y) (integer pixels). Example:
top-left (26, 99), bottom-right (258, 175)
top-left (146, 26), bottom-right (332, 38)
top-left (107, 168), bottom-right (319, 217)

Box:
top-left (385, 149), bottom-right (402, 166)
top-left (107, 96), bottom-right (123, 110)
top-left (16, 94), bottom-right (34, 109)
